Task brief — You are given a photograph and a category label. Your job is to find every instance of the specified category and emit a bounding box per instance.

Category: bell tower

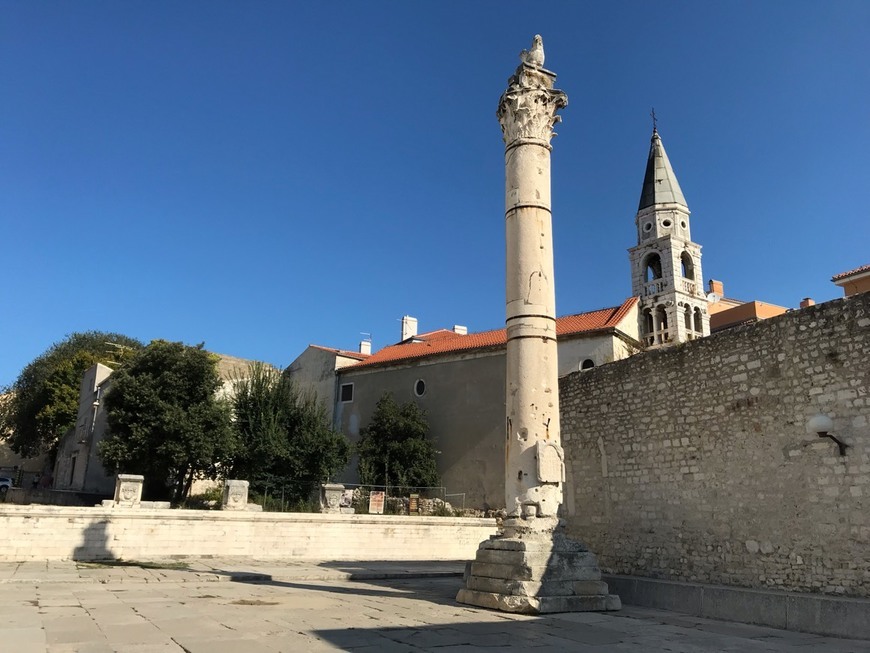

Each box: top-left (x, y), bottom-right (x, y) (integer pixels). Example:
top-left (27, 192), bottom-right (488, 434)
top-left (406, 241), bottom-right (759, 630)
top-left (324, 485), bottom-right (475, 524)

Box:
top-left (628, 127), bottom-right (709, 347)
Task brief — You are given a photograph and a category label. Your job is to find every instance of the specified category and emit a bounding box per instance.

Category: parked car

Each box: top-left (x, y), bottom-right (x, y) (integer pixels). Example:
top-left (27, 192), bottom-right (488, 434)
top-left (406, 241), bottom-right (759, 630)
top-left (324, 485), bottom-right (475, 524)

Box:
top-left (0, 476), bottom-right (12, 496)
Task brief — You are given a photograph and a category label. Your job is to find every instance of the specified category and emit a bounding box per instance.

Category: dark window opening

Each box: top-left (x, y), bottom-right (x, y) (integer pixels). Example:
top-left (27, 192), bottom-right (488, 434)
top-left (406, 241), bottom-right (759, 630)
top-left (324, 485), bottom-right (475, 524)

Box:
top-left (644, 254), bottom-right (663, 282)
top-left (340, 383), bottom-right (354, 403)
top-left (414, 379), bottom-right (426, 397)
top-left (681, 251), bottom-right (695, 280)
top-left (580, 359), bottom-right (595, 371)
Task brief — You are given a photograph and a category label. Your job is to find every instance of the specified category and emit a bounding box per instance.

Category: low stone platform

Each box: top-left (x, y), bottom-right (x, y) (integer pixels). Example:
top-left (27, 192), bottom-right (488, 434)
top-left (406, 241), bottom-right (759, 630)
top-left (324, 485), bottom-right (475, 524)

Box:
top-left (457, 518), bottom-right (621, 614)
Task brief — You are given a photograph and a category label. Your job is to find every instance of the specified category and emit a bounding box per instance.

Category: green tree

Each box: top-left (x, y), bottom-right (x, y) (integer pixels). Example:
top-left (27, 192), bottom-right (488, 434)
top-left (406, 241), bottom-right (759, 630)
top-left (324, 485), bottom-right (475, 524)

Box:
top-left (99, 340), bottom-right (235, 503)
top-left (0, 332), bottom-right (142, 458)
top-left (230, 363), bottom-right (349, 504)
top-left (357, 393), bottom-right (439, 489)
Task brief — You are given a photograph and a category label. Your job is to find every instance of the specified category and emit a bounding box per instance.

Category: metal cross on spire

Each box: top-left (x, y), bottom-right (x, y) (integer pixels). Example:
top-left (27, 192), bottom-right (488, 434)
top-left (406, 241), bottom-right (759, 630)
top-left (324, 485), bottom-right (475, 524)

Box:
top-left (651, 107), bottom-right (658, 133)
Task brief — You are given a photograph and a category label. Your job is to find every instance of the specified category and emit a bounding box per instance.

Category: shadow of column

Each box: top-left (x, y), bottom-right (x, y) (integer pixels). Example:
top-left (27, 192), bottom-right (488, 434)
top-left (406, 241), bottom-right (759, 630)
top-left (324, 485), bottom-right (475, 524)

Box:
top-left (72, 519), bottom-right (115, 561)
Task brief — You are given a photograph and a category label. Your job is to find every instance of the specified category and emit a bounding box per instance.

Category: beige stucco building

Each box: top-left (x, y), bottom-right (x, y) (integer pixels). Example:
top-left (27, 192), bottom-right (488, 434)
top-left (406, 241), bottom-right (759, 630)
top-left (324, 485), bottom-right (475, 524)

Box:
top-left (832, 264), bottom-right (870, 297)
top-left (330, 299), bottom-right (639, 509)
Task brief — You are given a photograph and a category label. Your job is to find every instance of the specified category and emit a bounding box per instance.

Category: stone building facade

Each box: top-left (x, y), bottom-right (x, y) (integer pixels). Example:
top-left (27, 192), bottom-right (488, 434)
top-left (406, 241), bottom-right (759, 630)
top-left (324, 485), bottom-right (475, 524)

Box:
top-left (561, 291), bottom-right (869, 597)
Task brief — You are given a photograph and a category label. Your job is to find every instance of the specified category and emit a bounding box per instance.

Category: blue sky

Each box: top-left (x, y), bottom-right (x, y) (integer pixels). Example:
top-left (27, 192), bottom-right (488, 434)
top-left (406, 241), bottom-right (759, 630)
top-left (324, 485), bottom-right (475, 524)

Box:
top-left (2, 1), bottom-right (868, 385)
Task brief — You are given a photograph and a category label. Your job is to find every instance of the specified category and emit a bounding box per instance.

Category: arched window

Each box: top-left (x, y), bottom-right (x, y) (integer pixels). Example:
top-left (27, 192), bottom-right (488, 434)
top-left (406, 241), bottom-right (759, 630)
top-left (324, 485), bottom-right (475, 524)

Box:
top-left (580, 359), bottom-right (595, 371)
top-left (680, 252), bottom-right (695, 280)
top-left (644, 253), bottom-right (663, 282)
top-left (656, 305), bottom-right (669, 343)
top-left (644, 309), bottom-right (654, 334)
top-left (684, 305), bottom-right (692, 330)
top-left (694, 307), bottom-right (703, 333)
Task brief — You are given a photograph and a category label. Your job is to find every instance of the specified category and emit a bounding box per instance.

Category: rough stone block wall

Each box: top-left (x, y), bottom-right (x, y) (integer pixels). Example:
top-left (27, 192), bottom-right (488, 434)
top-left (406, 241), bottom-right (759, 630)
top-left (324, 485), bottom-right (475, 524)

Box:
top-left (561, 292), bottom-right (869, 597)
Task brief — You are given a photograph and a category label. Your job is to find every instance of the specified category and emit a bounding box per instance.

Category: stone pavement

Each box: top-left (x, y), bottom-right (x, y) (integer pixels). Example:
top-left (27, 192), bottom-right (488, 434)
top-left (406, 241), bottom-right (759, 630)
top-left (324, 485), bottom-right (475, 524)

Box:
top-left (1, 559), bottom-right (869, 652)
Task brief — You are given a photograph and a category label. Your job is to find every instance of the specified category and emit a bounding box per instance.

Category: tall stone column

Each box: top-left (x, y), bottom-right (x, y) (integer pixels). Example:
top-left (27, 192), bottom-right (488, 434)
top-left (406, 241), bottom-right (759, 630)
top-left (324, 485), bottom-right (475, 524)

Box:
top-left (456, 35), bottom-right (620, 614)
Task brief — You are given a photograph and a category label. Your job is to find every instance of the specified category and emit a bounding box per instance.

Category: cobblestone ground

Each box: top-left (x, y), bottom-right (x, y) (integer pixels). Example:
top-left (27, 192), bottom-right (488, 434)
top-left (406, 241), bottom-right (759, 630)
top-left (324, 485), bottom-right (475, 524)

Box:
top-left (1, 561), bottom-right (869, 652)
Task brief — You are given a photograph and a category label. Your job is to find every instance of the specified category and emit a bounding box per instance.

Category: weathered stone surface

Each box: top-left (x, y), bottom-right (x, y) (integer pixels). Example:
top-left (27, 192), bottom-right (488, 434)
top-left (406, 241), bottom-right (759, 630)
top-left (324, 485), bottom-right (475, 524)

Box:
top-left (459, 528), bottom-right (618, 612)
top-left (467, 576), bottom-right (610, 598)
top-left (474, 547), bottom-right (598, 568)
top-left (320, 483), bottom-right (344, 514)
top-left (562, 292), bottom-right (870, 598)
top-left (456, 588), bottom-right (621, 614)
top-left (222, 480), bottom-right (249, 511)
top-left (113, 474), bottom-right (143, 507)
top-left (457, 36), bottom-right (616, 615)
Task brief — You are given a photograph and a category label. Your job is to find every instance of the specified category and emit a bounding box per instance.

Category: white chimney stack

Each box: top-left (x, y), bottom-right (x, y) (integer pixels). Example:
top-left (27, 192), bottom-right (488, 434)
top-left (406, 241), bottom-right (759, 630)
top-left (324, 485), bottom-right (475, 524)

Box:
top-left (401, 316), bottom-right (418, 341)
top-left (453, 325), bottom-right (468, 335)
top-left (359, 340), bottom-right (372, 355)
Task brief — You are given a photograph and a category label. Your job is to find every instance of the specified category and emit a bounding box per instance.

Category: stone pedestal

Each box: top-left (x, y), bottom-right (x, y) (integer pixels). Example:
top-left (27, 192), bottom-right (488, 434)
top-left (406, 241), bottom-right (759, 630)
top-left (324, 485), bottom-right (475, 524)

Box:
top-left (320, 483), bottom-right (344, 514)
top-left (113, 474), bottom-right (144, 507)
top-left (457, 517), bottom-right (620, 614)
top-left (222, 480), bottom-right (249, 511)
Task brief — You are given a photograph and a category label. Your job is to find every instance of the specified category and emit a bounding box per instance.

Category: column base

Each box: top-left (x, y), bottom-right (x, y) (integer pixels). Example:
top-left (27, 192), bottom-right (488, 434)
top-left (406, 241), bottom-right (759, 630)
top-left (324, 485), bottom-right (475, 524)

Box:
top-left (456, 518), bottom-right (621, 614)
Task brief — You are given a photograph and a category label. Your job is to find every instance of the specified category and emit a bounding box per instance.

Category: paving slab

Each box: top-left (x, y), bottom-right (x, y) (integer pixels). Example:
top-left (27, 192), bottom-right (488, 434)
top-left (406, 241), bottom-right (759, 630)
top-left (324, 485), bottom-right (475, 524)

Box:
top-left (1, 560), bottom-right (869, 651)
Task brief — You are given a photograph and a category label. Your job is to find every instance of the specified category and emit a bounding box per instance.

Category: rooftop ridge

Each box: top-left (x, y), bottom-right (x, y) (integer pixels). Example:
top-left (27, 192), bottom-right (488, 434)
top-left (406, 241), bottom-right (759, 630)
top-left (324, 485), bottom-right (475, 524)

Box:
top-left (345, 298), bottom-right (638, 371)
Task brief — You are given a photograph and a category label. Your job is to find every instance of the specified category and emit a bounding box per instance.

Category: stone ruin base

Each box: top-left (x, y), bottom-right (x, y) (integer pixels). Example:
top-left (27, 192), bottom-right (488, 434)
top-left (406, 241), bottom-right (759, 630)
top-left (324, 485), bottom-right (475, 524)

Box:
top-left (456, 516), bottom-right (621, 614)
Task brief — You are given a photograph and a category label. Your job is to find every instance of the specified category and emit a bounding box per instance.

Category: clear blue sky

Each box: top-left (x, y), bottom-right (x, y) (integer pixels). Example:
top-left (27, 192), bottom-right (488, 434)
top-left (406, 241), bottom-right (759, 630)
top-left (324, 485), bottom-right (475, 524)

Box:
top-left (2, 1), bottom-right (868, 385)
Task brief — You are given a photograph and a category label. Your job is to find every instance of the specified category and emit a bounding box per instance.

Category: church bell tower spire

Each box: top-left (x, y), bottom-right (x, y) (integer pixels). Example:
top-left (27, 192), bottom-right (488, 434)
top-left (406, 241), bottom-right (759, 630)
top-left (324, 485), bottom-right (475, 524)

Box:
top-left (628, 127), bottom-right (709, 346)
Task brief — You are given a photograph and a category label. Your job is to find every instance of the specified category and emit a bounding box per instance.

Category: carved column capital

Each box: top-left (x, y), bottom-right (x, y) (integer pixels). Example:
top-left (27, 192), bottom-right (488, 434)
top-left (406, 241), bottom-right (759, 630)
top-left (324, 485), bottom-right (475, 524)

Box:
top-left (497, 65), bottom-right (568, 147)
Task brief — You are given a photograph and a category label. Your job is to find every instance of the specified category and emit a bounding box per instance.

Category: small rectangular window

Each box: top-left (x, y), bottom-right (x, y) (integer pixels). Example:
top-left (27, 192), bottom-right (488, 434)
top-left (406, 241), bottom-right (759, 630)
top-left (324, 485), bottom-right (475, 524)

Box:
top-left (340, 383), bottom-right (354, 403)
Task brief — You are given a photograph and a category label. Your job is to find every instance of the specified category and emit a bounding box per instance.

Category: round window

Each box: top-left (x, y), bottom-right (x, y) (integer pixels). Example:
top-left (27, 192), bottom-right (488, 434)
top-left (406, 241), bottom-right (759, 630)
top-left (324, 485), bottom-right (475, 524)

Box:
top-left (662, 219), bottom-right (672, 228)
top-left (680, 220), bottom-right (687, 229)
top-left (643, 222), bottom-right (653, 232)
top-left (414, 379), bottom-right (426, 397)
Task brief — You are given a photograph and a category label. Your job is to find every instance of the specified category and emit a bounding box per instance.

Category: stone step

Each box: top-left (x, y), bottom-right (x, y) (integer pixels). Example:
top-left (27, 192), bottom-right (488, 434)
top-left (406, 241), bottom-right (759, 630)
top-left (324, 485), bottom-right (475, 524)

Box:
top-left (466, 575), bottom-right (610, 597)
top-left (481, 535), bottom-right (589, 554)
top-left (456, 588), bottom-right (622, 614)
top-left (474, 548), bottom-right (599, 567)
top-left (469, 561), bottom-right (602, 582)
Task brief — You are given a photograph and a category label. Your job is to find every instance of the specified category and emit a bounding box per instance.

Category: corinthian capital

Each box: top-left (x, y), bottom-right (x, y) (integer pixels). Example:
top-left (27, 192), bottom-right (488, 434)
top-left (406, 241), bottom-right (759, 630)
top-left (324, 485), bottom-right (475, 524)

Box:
top-left (497, 64), bottom-right (568, 146)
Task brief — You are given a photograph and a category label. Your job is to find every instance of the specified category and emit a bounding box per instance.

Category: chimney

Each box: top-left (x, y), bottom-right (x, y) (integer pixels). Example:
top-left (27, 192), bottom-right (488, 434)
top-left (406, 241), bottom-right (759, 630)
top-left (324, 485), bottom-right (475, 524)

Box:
top-left (800, 297), bottom-right (815, 308)
top-left (359, 340), bottom-right (372, 355)
top-left (453, 325), bottom-right (468, 335)
top-left (708, 279), bottom-right (724, 296)
top-left (401, 316), bottom-right (418, 341)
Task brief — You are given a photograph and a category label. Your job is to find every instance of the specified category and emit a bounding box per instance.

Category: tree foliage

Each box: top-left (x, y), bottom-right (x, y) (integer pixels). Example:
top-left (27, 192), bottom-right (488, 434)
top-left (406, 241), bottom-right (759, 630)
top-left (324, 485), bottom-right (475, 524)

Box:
top-left (357, 393), bottom-right (439, 489)
top-left (99, 340), bottom-right (235, 503)
top-left (0, 331), bottom-right (142, 458)
top-left (230, 363), bottom-right (349, 503)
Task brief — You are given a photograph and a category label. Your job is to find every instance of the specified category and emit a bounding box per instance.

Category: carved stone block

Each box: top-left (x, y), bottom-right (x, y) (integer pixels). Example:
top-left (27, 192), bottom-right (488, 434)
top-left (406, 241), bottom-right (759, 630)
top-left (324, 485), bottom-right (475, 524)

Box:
top-left (222, 480), bottom-right (249, 511)
top-left (113, 474), bottom-right (144, 507)
top-left (320, 483), bottom-right (344, 514)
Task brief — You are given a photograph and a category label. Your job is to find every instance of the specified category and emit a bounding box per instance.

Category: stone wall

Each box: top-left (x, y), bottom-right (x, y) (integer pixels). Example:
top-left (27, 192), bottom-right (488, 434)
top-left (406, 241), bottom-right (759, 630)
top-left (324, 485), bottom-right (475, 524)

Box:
top-left (561, 292), bottom-right (870, 597)
top-left (0, 505), bottom-right (496, 562)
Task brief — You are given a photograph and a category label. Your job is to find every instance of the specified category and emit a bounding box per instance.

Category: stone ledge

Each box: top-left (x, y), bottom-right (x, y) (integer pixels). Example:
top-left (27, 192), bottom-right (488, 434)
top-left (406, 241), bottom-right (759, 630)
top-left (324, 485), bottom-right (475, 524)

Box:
top-left (604, 574), bottom-right (870, 640)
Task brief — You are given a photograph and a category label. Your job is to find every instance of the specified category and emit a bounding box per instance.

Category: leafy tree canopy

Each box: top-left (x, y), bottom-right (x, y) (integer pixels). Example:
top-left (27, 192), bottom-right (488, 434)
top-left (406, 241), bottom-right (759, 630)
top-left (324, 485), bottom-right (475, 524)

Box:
top-left (231, 362), bottom-right (349, 503)
top-left (99, 340), bottom-right (235, 503)
top-left (357, 393), bottom-right (439, 489)
top-left (0, 331), bottom-right (142, 458)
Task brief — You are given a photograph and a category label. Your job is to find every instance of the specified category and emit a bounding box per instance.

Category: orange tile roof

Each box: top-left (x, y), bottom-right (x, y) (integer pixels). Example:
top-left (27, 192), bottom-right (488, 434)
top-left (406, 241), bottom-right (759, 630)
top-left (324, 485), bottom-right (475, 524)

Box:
top-left (309, 345), bottom-right (370, 361)
top-left (344, 297), bottom-right (638, 371)
top-left (832, 264), bottom-right (870, 281)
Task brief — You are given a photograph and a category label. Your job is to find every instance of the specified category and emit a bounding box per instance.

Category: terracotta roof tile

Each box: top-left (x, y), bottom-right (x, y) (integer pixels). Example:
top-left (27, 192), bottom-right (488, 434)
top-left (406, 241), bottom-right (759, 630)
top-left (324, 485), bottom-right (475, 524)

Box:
top-left (832, 264), bottom-right (870, 281)
top-left (345, 298), bottom-right (638, 371)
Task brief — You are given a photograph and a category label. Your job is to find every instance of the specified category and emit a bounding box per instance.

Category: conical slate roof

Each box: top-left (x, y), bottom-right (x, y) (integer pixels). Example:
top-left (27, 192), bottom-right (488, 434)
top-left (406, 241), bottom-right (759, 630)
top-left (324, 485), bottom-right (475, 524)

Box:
top-left (638, 129), bottom-right (687, 211)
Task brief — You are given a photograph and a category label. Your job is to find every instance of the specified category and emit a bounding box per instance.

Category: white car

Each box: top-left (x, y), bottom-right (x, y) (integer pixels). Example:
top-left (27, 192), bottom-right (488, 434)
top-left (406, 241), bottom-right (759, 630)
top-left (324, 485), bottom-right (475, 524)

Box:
top-left (0, 476), bottom-right (13, 495)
